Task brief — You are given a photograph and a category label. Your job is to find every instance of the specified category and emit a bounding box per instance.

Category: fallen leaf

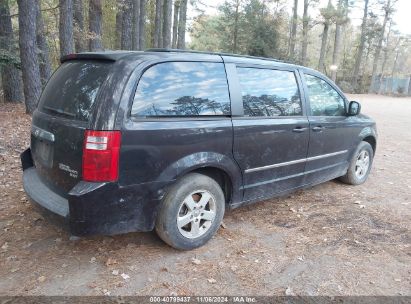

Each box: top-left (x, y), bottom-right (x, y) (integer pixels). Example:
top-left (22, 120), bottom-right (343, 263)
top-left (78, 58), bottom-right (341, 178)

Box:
top-left (192, 258), bottom-right (201, 265)
top-left (285, 287), bottom-right (293, 296)
top-left (208, 278), bottom-right (216, 284)
top-left (105, 258), bottom-right (118, 266)
top-left (103, 289), bottom-right (111, 296)
top-left (38, 276), bottom-right (46, 283)
top-left (121, 273), bottom-right (130, 280)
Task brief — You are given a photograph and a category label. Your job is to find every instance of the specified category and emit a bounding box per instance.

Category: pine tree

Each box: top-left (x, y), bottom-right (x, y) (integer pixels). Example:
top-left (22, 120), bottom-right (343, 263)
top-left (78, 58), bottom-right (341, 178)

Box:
top-left (36, 1), bottom-right (52, 85)
top-left (162, 0), bottom-right (172, 48)
top-left (0, 0), bottom-right (23, 102)
top-left (121, 0), bottom-right (133, 50)
top-left (177, 0), bottom-right (187, 49)
top-left (89, 0), bottom-right (103, 51)
top-left (59, 0), bottom-right (74, 57)
top-left (73, 0), bottom-right (86, 52)
top-left (17, 0), bottom-right (42, 113)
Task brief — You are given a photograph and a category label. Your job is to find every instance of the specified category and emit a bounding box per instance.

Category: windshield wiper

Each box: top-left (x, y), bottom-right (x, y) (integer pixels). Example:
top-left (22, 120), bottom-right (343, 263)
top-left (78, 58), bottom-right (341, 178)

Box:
top-left (43, 106), bottom-right (76, 118)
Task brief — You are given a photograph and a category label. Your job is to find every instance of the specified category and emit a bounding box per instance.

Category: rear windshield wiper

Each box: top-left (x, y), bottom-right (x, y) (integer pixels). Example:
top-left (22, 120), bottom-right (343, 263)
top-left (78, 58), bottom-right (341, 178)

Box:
top-left (43, 106), bottom-right (76, 118)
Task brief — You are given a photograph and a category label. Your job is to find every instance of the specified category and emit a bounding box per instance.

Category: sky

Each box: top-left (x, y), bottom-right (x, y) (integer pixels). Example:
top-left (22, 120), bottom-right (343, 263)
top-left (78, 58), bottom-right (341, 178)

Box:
top-left (188, 0), bottom-right (411, 36)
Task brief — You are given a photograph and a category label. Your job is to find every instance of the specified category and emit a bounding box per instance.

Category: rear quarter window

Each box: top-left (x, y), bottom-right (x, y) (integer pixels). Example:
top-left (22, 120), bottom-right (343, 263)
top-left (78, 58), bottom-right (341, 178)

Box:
top-left (131, 62), bottom-right (231, 117)
top-left (38, 61), bottom-right (111, 121)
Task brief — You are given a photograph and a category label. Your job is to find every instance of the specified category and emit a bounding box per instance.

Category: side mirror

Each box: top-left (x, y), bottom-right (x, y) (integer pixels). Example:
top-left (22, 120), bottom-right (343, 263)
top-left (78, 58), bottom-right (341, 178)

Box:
top-left (348, 101), bottom-right (361, 116)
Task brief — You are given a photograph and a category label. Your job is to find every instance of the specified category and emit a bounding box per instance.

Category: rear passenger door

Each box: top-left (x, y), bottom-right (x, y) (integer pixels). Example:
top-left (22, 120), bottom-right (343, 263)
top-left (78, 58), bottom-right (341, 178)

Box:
top-left (121, 60), bottom-right (236, 190)
top-left (227, 64), bottom-right (310, 201)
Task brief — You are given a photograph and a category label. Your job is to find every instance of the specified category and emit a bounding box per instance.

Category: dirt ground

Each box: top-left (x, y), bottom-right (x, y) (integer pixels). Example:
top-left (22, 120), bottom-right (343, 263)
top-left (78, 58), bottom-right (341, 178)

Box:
top-left (0, 94), bottom-right (410, 296)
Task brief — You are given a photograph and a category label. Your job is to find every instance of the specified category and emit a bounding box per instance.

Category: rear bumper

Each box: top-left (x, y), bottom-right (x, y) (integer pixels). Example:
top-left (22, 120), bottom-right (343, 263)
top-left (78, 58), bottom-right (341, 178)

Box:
top-left (22, 149), bottom-right (169, 236)
top-left (23, 167), bottom-right (69, 217)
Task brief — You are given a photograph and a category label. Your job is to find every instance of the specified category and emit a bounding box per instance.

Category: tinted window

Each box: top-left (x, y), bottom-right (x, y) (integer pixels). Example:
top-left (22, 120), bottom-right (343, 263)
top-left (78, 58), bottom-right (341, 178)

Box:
top-left (39, 61), bottom-right (111, 121)
top-left (237, 68), bottom-right (302, 117)
top-left (131, 62), bottom-right (231, 116)
top-left (305, 74), bottom-right (346, 116)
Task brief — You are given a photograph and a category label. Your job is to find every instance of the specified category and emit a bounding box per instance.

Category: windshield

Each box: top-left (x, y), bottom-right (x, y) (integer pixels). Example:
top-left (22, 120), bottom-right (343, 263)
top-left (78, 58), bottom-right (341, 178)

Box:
top-left (38, 61), bottom-right (112, 121)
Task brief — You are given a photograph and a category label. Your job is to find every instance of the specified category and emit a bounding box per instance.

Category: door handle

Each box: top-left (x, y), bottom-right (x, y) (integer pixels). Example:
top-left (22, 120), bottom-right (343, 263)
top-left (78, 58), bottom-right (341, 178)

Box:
top-left (292, 127), bottom-right (307, 133)
top-left (312, 126), bottom-right (324, 132)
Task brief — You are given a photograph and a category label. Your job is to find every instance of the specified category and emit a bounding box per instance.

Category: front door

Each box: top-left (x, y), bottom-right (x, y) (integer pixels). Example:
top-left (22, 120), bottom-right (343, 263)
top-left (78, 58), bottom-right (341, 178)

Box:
top-left (231, 66), bottom-right (310, 201)
top-left (302, 72), bottom-right (356, 185)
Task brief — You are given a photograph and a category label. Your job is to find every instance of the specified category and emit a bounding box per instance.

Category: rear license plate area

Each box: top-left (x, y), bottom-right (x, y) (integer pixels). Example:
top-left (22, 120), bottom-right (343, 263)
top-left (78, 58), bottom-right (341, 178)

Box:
top-left (33, 140), bottom-right (54, 168)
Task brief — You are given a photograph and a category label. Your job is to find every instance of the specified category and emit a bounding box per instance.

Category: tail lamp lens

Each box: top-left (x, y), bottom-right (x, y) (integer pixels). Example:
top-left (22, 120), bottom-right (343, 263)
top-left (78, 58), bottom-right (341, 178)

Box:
top-left (82, 130), bottom-right (121, 182)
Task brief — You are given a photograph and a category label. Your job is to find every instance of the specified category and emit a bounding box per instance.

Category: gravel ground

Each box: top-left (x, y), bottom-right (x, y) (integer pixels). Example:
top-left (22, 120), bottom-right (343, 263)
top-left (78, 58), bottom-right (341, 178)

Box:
top-left (0, 94), bottom-right (410, 296)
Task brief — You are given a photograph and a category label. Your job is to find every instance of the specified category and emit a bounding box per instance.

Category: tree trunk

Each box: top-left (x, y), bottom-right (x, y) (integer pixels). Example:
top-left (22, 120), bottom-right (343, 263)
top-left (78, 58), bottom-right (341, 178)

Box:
top-left (0, 0), bottom-right (22, 103)
top-left (289, 0), bottom-right (298, 60)
top-left (301, 0), bottom-right (309, 65)
top-left (88, 0), bottom-right (103, 51)
top-left (139, 0), bottom-right (146, 50)
top-left (121, 0), bottom-right (133, 50)
top-left (318, 8), bottom-right (331, 73)
top-left (408, 75), bottom-right (411, 96)
top-left (162, 0), bottom-right (172, 48)
top-left (132, 0), bottom-right (140, 50)
top-left (154, 0), bottom-right (162, 48)
top-left (352, 0), bottom-right (369, 91)
top-left (73, 0), bottom-right (86, 52)
top-left (36, 1), bottom-right (52, 86)
top-left (59, 0), bottom-right (74, 57)
top-left (232, 0), bottom-right (240, 53)
top-left (17, 0), bottom-right (42, 113)
top-left (368, 0), bottom-right (391, 93)
top-left (172, 0), bottom-right (179, 48)
top-left (360, 43), bottom-right (372, 93)
top-left (115, 8), bottom-right (123, 49)
top-left (378, 20), bottom-right (392, 94)
top-left (331, 0), bottom-right (344, 82)
top-left (177, 0), bottom-right (187, 49)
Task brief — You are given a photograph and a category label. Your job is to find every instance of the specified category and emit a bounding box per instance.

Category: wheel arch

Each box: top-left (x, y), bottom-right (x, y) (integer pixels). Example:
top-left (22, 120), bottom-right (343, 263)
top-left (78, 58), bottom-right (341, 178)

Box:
top-left (362, 135), bottom-right (376, 154)
top-left (156, 152), bottom-right (243, 206)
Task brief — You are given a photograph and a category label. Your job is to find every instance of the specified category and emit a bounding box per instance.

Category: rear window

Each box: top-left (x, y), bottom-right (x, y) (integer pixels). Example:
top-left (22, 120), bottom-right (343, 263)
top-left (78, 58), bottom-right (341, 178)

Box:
top-left (131, 62), bottom-right (231, 117)
top-left (39, 61), bottom-right (111, 121)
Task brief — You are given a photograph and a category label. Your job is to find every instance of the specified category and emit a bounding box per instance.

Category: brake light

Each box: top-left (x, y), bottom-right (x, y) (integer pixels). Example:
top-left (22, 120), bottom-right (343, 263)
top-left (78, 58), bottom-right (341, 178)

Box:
top-left (82, 130), bottom-right (121, 182)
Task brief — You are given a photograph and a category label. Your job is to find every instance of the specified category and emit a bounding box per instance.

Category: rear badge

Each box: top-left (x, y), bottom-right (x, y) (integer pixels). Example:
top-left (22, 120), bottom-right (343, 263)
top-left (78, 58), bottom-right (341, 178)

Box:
top-left (58, 163), bottom-right (78, 178)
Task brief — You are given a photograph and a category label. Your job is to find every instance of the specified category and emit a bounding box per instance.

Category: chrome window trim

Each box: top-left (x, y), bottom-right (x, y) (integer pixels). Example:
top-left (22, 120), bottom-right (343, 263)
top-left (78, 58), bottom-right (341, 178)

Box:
top-left (244, 150), bottom-right (348, 173)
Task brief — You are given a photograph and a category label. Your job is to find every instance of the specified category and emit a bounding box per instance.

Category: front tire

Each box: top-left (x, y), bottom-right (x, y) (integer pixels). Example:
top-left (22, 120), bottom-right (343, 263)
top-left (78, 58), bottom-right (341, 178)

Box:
top-left (155, 173), bottom-right (225, 250)
top-left (339, 141), bottom-right (374, 185)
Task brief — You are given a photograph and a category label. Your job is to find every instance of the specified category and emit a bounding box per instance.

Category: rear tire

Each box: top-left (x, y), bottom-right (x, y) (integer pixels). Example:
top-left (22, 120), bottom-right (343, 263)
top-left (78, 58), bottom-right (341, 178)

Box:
top-left (155, 173), bottom-right (225, 250)
top-left (339, 141), bottom-right (374, 185)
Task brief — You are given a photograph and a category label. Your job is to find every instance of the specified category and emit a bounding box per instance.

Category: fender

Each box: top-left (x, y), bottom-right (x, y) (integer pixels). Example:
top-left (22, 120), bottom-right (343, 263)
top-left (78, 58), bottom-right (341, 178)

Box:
top-left (359, 126), bottom-right (377, 141)
top-left (156, 152), bottom-right (243, 204)
top-left (347, 126), bottom-right (377, 160)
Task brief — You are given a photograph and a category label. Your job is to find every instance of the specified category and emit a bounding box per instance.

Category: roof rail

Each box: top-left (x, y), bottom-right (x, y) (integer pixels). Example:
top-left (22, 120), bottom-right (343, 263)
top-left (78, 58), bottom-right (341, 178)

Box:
top-left (144, 48), bottom-right (286, 64)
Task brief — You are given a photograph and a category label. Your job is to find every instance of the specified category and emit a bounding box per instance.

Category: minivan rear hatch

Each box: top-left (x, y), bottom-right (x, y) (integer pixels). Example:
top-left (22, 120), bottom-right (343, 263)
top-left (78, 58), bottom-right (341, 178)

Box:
top-left (31, 60), bottom-right (112, 192)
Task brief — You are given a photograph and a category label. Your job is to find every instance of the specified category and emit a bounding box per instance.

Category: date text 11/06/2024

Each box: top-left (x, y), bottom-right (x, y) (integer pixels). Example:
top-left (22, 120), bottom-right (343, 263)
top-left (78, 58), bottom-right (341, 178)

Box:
top-left (149, 296), bottom-right (257, 303)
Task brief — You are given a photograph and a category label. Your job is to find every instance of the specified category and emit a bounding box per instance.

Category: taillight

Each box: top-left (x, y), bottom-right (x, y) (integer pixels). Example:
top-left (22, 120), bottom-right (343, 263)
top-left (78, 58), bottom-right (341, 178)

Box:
top-left (82, 130), bottom-right (121, 182)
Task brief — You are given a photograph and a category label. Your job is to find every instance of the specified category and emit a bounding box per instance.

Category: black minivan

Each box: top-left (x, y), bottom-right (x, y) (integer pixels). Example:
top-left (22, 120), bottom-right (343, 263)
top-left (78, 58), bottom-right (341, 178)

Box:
top-left (22, 49), bottom-right (377, 250)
